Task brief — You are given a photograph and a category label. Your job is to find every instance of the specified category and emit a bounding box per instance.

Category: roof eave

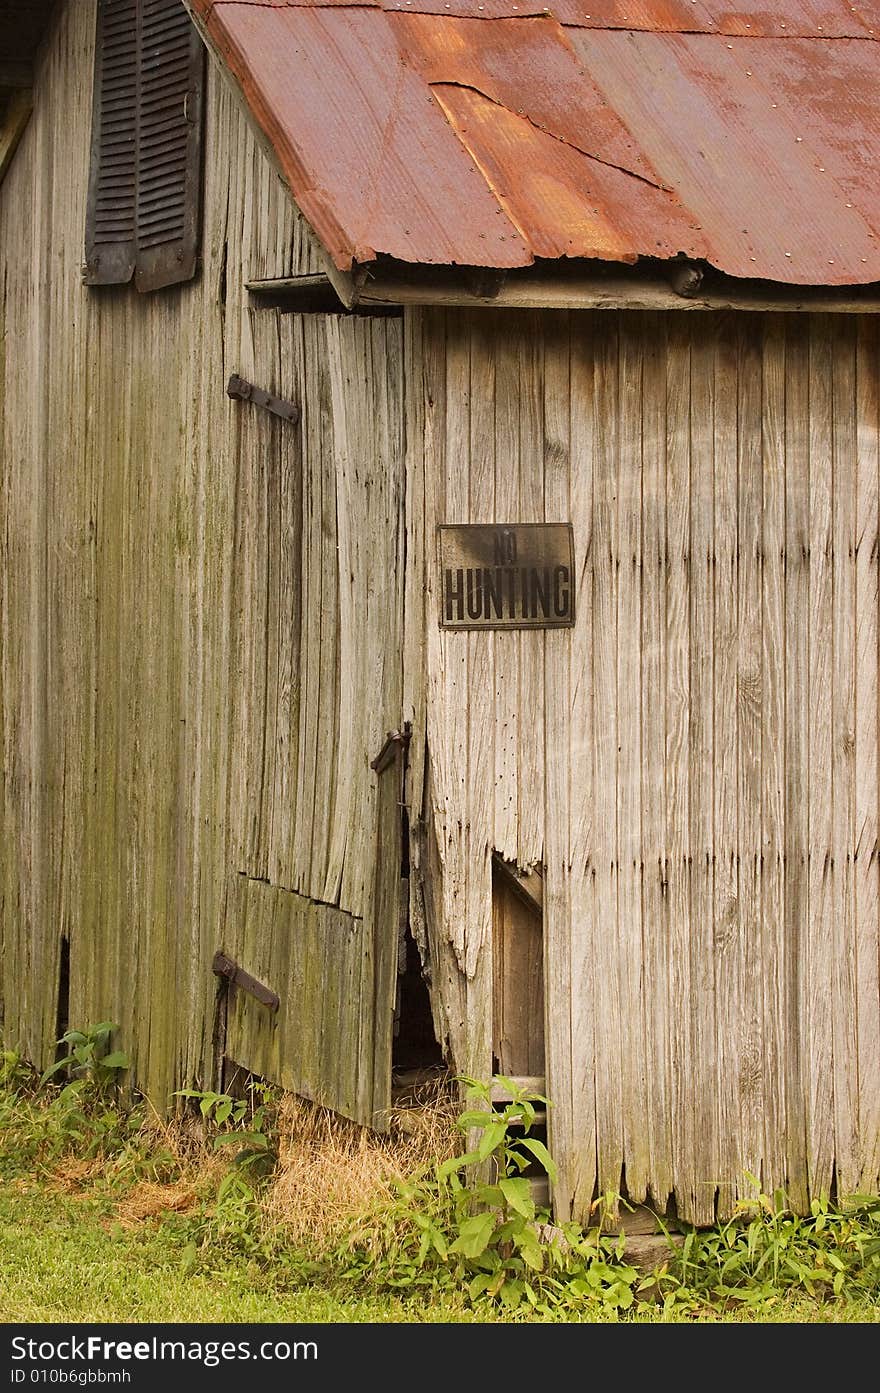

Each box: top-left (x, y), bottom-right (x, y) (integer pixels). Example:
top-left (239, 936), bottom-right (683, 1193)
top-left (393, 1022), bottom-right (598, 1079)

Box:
top-left (312, 257), bottom-right (880, 316)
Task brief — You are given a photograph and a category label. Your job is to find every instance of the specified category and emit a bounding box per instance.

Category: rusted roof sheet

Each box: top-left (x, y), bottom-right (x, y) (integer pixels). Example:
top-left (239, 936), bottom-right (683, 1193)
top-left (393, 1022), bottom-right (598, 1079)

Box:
top-left (189, 0), bottom-right (880, 284)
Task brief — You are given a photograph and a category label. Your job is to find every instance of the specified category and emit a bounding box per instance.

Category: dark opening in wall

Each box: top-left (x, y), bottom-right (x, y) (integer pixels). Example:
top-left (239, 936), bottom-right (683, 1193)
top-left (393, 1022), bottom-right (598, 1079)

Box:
top-left (55, 936), bottom-right (70, 1048)
top-left (392, 930), bottom-right (443, 1074)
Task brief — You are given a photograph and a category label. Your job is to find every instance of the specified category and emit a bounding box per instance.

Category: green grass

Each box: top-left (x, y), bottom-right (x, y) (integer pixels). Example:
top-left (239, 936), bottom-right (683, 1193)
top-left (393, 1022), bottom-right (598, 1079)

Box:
top-left (0, 1053), bottom-right (878, 1325)
top-left (1, 1183), bottom-right (876, 1324)
top-left (0, 1186), bottom-right (478, 1323)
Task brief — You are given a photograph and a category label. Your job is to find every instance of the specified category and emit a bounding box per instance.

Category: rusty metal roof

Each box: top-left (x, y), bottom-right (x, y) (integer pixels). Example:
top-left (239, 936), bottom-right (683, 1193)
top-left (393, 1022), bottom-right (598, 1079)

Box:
top-left (189, 1), bottom-right (880, 284)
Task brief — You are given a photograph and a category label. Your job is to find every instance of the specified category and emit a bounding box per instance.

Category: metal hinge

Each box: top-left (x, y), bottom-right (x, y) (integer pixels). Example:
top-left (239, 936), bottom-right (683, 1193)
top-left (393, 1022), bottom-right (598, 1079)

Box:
top-left (226, 373), bottom-right (299, 424)
top-left (371, 724), bottom-right (411, 774)
top-left (212, 950), bottom-right (279, 1011)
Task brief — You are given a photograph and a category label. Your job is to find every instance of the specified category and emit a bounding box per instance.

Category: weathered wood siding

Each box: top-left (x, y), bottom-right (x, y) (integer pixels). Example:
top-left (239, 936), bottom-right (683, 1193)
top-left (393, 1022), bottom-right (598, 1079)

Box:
top-left (405, 307), bottom-right (880, 1224)
top-left (0, 0), bottom-right (404, 1122)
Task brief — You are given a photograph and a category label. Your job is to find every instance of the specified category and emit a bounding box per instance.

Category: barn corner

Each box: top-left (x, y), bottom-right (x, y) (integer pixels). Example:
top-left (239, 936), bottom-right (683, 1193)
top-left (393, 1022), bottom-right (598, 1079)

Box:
top-left (2, 0), bottom-right (880, 1233)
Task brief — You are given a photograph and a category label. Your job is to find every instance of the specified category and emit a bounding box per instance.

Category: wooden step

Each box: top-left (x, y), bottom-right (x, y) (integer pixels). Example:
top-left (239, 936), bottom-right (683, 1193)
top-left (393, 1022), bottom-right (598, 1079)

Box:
top-left (489, 1075), bottom-right (546, 1103)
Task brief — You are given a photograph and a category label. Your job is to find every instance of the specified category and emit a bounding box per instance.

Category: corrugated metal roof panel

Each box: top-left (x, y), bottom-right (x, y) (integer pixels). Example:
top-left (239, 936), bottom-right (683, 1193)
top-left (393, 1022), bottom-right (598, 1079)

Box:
top-left (190, 0), bottom-right (880, 284)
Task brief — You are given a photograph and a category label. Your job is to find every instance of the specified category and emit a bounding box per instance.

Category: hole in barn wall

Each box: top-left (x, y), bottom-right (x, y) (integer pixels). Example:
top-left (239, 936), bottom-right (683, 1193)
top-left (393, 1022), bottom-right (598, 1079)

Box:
top-left (392, 928), bottom-right (443, 1075)
top-left (55, 935), bottom-right (70, 1050)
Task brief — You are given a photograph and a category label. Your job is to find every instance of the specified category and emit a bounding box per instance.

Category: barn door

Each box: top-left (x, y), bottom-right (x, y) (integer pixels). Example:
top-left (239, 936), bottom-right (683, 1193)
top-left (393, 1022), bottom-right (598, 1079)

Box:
top-left (215, 734), bottom-right (407, 1130)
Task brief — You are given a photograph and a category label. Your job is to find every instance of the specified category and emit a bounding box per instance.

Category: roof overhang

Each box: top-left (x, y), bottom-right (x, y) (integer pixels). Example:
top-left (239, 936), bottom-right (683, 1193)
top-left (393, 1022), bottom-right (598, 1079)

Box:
top-left (250, 258), bottom-right (880, 317)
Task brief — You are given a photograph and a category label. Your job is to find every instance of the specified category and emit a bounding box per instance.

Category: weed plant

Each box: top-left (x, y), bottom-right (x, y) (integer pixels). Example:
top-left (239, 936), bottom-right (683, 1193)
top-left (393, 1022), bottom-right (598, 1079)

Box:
top-left (2, 1030), bottom-right (879, 1321)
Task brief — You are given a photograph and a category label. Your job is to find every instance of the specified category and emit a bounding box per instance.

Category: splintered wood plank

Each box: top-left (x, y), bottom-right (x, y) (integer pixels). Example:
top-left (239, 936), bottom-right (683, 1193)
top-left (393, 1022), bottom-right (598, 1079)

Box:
top-left (291, 316), bottom-right (323, 890)
top-left (665, 316), bottom-right (694, 1219)
top-left (492, 320), bottom-right (520, 861)
top-left (688, 317), bottom-right (717, 1226)
top-left (465, 314), bottom-right (496, 1070)
top-left (370, 752), bottom-right (405, 1126)
top-left (807, 316), bottom-right (836, 1197)
top-left (270, 314), bottom-right (304, 888)
top-left (543, 311), bottom-right (577, 1219)
top-left (617, 315), bottom-right (648, 1202)
top-left (854, 317), bottom-right (880, 1195)
top-left (760, 316), bottom-right (786, 1199)
top-left (737, 317), bottom-right (765, 1199)
top-left (256, 315), bottom-right (285, 883)
top-left (640, 312), bottom-right (673, 1210)
top-left (712, 317), bottom-right (740, 1220)
top-left (442, 318), bottom-right (471, 974)
top-left (310, 318), bottom-right (341, 896)
top-left (422, 309), bottom-right (449, 907)
top-left (403, 309), bottom-right (428, 830)
top-left (831, 319), bottom-right (859, 1198)
top-left (567, 312), bottom-right (597, 1221)
top-left (517, 323), bottom-right (546, 867)
top-left (783, 321), bottom-right (810, 1212)
top-left (592, 314), bottom-right (623, 1197)
top-left (323, 315), bottom-right (357, 906)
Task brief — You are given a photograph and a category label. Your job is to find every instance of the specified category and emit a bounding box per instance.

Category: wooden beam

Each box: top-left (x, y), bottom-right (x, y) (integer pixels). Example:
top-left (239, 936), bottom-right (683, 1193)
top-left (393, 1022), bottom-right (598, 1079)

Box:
top-left (355, 269), bottom-right (880, 315)
top-left (246, 273), bottom-right (401, 317)
top-left (0, 88), bottom-right (32, 186)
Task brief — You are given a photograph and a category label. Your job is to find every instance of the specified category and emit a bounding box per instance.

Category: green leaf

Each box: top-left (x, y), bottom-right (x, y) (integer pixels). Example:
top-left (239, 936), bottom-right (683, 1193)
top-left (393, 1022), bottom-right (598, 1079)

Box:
top-left (468, 1272), bottom-right (493, 1300)
top-left (38, 1057), bottom-right (72, 1085)
top-left (456, 1111), bottom-right (493, 1131)
top-left (99, 1051), bottom-right (130, 1070)
top-left (515, 1137), bottom-right (558, 1182)
top-left (499, 1177), bottom-right (535, 1220)
top-left (436, 1151), bottom-right (479, 1179)
top-left (450, 1210), bottom-right (497, 1259)
top-left (214, 1099), bottom-right (233, 1125)
top-left (477, 1121), bottom-right (507, 1160)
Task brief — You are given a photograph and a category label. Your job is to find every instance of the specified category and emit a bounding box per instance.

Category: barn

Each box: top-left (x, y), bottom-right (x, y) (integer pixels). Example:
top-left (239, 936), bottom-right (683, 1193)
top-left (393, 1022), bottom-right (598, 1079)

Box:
top-left (2, 0), bottom-right (880, 1228)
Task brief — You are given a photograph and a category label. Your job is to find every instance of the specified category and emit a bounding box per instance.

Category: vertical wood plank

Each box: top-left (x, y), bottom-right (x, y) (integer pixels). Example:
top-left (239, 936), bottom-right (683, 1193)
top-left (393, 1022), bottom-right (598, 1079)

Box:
top-left (783, 320), bottom-right (810, 1211)
top-left (737, 316), bottom-right (765, 1197)
top-left (568, 312), bottom-right (597, 1220)
top-left (592, 314), bottom-right (623, 1198)
top-left (807, 315), bottom-right (836, 1197)
top-left (760, 315), bottom-right (787, 1199)
top-left (665, 316), bottom-right (694, 1217)
top-left (688, 316), bottom-right (717, 1225)
top-left (617, 315), bottom-right (648, 1202)
top-left (543, 311), bottom-right (577, 1218)
top-left (854, 317), bottom-right (880, 1196)
top-left (712, 315), bottom-right (740, 1220)
top-left (831, 319), bottom-right (859, 1197)
top-left (640, 312), bottom-right (673, 1211)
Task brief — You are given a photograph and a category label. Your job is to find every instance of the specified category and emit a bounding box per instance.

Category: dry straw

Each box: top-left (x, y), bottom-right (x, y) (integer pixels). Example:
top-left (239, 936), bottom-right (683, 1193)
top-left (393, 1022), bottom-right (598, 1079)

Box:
top-left (265, 1071), bottom-right (459, 1249)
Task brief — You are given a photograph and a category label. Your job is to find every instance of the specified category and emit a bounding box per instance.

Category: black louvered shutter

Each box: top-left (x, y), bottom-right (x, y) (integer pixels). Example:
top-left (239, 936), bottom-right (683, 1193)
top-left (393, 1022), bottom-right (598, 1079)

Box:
top-left (84, 0), bottom-right (204, 291)
top-left (84, 0), bottom-right (138, 285)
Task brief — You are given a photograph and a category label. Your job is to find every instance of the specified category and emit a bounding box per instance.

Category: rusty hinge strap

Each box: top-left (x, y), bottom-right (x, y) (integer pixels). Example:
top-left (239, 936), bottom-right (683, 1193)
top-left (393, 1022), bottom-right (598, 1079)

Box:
top-left (226, 373), bottom-right (299, 424)
top-left (371, 724), bottom-right (411, 774)
top-left (212, 950), bottom-right (279, 1011)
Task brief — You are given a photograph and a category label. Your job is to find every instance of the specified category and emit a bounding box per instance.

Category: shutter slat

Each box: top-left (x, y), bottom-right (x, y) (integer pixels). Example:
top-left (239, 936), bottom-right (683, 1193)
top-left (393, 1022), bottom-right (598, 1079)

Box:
top-left (84, 0), bottom-right (139, 284)
top-left (135, 0), bottom-right (204, 290)
top-left (85, 0), bottom-right (203, 292)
